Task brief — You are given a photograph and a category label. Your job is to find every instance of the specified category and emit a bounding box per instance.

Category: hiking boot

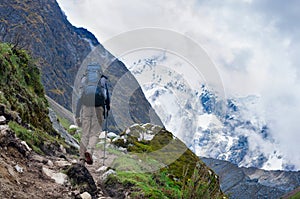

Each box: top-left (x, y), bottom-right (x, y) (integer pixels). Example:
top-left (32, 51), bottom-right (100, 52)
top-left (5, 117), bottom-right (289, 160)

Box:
top-left (84, 152), bottom-right (93, 165)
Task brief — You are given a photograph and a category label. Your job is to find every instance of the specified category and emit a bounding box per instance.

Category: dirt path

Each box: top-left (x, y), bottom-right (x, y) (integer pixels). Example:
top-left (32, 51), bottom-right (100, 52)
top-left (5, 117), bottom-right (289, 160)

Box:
top-left (0, 147), bottom-right (114, 199)
top-left (0, 149), bottom-right (71, 199)
top-left (86, 142), bottom-right (118, 177)
top-left (0, 124), bottom-right (115, 199)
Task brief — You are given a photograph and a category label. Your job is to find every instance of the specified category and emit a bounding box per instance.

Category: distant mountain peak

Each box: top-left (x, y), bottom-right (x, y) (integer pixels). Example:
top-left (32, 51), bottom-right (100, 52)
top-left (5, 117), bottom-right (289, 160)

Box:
top-left (127, 54), bottom-right (294, 171)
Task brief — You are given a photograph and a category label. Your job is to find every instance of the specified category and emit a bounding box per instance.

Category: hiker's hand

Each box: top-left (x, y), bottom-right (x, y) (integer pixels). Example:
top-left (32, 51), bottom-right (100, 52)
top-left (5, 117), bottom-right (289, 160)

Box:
top-left (76, 118), bottom-right (82, 127)
top-left (106, 104), bottom-right (110, 111)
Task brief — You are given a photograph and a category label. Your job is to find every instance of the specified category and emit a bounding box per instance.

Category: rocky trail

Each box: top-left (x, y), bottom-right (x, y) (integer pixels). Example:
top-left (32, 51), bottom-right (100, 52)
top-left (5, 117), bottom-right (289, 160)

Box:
top-left (0, 123), bottom-right (118, 199)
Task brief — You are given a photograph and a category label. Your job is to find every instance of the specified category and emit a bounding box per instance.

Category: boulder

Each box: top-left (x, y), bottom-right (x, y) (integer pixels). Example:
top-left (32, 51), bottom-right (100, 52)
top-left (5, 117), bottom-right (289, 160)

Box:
top-left (0, 116), bottom-right (6, 125)
top-left (54, 160), bottom-right (72, 168)
top-left (42, 167), bottom-right (68, 185)
top-left (20, 141), bottom-right (31, 152)
top-left (66, 164), bottom-right (98, 196)
top-left (100, 169), bottom-right (116, 183)
top-left (107, 132), bottom-right (118, 139)
top-left (80, 192), bottom-right (92, 199)
top-left (14, 164), bottom-right (23, 173)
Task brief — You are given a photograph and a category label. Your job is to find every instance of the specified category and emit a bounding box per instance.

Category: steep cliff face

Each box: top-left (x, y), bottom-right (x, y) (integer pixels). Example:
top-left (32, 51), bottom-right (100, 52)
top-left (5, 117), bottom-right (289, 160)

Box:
top-left (0, 0), bottom-right (92, 107)
top-left (0, 0), bottom-right (163, 132)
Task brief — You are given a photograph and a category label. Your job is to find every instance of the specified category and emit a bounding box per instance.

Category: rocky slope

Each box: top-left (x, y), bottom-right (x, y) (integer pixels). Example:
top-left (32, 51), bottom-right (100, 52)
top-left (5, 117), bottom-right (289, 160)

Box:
top-left (0, 42), bottom-right (74, 155)
top-left (0, 0), bottom-right (163, 132)
top-left (0, 42), bottom-right (106, 198)
top-left (0, 119), bottom-right (227, 199)
top-left (0, 126), bottom-right (67, 199)
top-left (202, 157), bottom-right (300, 199)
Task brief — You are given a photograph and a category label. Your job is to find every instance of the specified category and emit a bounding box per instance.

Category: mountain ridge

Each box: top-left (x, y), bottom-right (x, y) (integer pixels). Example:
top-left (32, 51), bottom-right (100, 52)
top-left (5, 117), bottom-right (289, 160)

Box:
top-left (202, 157), bottom-right (300, 199)
top-left (0, 0), bottom-right (163, 133)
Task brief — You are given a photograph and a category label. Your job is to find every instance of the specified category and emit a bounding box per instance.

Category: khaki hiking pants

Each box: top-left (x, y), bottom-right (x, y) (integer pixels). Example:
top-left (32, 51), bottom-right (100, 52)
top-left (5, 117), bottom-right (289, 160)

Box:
top-left (79, 105), bottom-right (104, 160)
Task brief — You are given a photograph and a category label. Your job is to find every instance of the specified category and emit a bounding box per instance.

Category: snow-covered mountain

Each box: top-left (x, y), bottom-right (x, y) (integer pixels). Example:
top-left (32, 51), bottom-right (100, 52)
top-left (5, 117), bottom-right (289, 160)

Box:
top-left (125, 52), bottom-right (296, 171)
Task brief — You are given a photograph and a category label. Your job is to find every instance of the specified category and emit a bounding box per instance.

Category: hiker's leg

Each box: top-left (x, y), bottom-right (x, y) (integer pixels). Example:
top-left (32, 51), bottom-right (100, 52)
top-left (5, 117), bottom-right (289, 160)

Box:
top-left (87, 106), bottom-right (104, 155)
top-left (80, 106), bottom-right (93, 160)
top-left (96, 106), bottom-right (104, 126)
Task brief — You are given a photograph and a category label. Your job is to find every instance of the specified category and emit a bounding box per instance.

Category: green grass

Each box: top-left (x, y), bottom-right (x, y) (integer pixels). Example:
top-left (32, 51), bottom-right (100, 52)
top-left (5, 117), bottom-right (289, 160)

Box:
top-left (8, 121), bottom-right (43, 154)
top-left (73, 132), bottom-right (81, 143)
top-left (103, 143), bottom-right (180, 198)
top-left (56, 114), bottom-right (71, 131)
top-left (106, 170), bottom-right (181, 199)
top-left (8, 120), bottom-right (68, 155)
top-left (109, 127), bottom-right (227, 199)
top-left (125, 129), bottom-right (199, 180)
top-left (109, 143), bottom-right (165, 173)
top-left (289, 191), bottom-right (300, 199)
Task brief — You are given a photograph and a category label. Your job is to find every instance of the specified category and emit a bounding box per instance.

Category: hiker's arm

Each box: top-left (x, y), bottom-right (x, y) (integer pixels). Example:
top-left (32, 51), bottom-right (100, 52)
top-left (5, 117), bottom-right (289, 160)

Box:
top-left (105, 82), bottom-right (110, 111)
top-left (100, 75), bottom-right (110, 111)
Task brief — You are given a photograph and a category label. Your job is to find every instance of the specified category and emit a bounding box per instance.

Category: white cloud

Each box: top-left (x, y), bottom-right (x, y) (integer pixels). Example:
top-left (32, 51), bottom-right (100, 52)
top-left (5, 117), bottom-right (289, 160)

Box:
top-left (57, 0), bottom-right (300, 169)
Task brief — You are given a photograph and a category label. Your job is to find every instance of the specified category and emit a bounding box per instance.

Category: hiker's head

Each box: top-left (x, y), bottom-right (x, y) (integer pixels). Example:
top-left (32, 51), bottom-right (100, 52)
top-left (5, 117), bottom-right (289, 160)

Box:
top-left (101, 75), bottom-right (108, 79)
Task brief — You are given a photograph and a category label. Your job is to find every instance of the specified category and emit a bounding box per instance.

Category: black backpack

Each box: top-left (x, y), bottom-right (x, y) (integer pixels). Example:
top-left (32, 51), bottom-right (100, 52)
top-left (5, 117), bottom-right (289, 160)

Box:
top-left (81, 64), bottom-right (107, 107)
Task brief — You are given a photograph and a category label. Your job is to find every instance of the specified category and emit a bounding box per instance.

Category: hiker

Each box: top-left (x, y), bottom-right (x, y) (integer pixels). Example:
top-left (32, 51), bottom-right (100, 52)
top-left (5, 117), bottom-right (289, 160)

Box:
top-left (75, 64), bottom-right (110, 165)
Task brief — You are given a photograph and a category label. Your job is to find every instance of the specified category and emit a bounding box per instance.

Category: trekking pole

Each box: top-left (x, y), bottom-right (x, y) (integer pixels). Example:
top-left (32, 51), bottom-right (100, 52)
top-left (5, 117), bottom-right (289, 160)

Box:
top-left (102, 111), bottom-right (108, 166)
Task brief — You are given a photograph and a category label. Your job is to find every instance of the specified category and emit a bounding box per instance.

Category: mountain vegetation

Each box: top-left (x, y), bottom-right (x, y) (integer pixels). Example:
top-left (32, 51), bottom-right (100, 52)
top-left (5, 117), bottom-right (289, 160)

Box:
top-left (0, 42), bottom-right (74, 155)
top-left (106, 124), bottom-right (226, 198)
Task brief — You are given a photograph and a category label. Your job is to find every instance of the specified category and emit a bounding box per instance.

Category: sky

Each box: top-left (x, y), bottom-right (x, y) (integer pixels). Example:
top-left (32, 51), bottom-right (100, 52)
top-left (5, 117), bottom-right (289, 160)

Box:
top-left (57, 0), bottom-right (300, 169)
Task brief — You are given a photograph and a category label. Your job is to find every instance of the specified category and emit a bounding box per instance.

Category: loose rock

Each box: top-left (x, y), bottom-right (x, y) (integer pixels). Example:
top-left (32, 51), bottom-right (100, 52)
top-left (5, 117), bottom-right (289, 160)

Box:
top-left (80, 192), bottom-right (92, 199)
top-left (100, 169), bottom-right (116, 182)
top-left (42, 167), bottom-right (68, 185)
top-left (14, 164), bottom-right (23, 173)
top-left (96, 165), bottom-right (108, 173)
top-left (66, 164), bottom-right (98, 196)
top-left (54, 160), bottom-right (71, 168)
top-left (0, 116), bottom-right (6, 125)
top-left (21, 141), bottom-right (32, 152)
